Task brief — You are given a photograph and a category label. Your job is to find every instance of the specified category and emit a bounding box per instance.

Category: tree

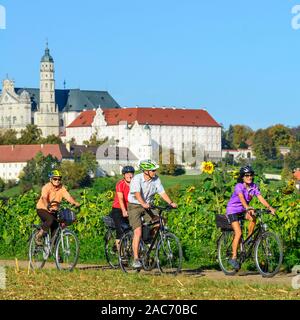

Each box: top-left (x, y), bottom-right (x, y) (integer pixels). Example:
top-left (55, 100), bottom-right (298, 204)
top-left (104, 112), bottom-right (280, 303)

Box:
top-left (0, 178), bottom-right (5, 192)
top-left (19, 125), bottom-right (42, 145)
top-left (221, 126), bottom-right (232, 149)
top-left (222, 125), bottom-right (253, 149)
top-left (83, 134), bottom-right (108, 146)
top-left (79, 151), bottom-right (98, 177)
top-left (291, 126), bottom-right (300, 142)
top-left (0, 129), bottom-right (18, 145)
top-left (41, 135), bottom-right (62, 144)
top-left (252, 129), bottom-right (278, 160)
top-left (19, 152), bottom-right (60, 186)
top-left (232, 125), bottom-right (253, 149)
top-left (284, 142), bottom-right (300, 170)
top-left (268, 124), bottom-right (295, 147)
top-left (60, 161), bottom-right (87, 189)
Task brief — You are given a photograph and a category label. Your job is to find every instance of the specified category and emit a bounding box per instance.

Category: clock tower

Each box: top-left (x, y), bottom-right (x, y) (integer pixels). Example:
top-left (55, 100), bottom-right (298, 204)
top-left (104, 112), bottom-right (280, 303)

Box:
top-left (35, 43), bottom-right (59, 137)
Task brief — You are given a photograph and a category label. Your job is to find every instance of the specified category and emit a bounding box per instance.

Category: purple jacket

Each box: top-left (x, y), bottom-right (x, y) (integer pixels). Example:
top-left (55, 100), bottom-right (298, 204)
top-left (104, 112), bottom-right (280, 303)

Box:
top-left (226, 183), bottom-right (261, 215)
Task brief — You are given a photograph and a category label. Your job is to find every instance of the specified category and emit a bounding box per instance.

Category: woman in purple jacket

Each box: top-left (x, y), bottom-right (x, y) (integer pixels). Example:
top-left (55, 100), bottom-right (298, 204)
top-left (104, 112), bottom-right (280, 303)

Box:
top-left (226, 165), bottom-right (276, 270)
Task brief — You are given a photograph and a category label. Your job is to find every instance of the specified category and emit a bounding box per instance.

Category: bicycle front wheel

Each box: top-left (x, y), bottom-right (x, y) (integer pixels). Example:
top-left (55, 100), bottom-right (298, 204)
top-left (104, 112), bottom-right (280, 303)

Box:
top-left (28, 230), bottom-right (48, 270)
top-left (217, 232), bottom-right (237, 276)
top-left (55, 230), bottom-right (79, 271)
top-left (157, 233), bottom-right (182, 275)
top-left (119, 231), bottom-right (135, 273)
top-left (104, 229), bottom-right (119, 269)
top-left (254, 231), bottom-right (283, 277)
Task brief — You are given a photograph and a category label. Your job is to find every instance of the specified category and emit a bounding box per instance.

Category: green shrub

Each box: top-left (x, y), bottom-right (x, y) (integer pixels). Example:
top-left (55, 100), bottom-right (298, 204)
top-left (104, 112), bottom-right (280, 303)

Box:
top-left (0, 167), bottom-right (299, 270)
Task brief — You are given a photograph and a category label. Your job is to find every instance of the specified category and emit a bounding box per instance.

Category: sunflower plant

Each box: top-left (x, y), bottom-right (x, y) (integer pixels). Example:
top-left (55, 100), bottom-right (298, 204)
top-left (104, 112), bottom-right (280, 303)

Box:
top-left (200, 161), bottom-right (215, 174)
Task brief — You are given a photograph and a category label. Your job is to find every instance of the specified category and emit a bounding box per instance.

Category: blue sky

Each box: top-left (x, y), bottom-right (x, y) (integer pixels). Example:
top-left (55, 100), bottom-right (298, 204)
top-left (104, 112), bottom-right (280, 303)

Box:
top-left (0, 0), bottom-right (299, 130)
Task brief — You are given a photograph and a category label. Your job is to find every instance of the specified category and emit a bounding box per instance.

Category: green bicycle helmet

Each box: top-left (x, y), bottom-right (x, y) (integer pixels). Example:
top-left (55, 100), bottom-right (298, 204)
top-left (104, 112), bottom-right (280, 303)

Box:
top-left (49, 169), bottom-right (62, 178)
top-left (139, 159), bottom-right (159, 171)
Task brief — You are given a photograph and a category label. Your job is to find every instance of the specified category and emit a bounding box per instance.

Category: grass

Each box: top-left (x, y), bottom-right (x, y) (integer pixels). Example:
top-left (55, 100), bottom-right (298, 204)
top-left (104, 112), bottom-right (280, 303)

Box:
top-left (159, 175), bottom-right (200, 190)
top-left (0, 175), bottom-right (199, 199)
top-left (1, 267), bottom-right (299, 300)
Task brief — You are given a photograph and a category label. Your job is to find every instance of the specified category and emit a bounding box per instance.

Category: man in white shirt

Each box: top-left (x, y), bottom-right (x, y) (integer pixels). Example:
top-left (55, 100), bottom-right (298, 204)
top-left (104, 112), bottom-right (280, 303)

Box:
top-left (128, 159), bottom-right (177, 269)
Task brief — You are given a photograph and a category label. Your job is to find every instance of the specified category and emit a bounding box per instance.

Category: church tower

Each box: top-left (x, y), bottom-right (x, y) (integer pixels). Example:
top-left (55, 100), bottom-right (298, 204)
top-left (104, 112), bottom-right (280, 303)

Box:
top-left (35, 43), bottom-right (59, 137)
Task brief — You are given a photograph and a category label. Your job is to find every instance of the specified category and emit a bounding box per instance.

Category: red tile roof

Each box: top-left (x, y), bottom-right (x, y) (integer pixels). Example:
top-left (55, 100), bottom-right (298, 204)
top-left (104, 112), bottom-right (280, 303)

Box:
top-left (0, 145), bottom-right (64, 163)
top-left (68, 108), bottom-right (220, 128)
top-left (67, 110), bottom-right (96, 128)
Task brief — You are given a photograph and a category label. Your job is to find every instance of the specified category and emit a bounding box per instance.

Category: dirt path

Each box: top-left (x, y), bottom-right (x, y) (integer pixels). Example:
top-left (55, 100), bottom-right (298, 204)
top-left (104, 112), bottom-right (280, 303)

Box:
top-left (0, 260), bottom-right (294, 287)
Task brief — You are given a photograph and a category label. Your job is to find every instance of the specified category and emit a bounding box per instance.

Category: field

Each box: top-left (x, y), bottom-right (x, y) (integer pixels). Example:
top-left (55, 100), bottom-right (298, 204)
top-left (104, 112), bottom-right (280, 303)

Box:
top-left (0, 261), bottom-right (299, 300)
top-left (0, 175), bottom-right (200, 199)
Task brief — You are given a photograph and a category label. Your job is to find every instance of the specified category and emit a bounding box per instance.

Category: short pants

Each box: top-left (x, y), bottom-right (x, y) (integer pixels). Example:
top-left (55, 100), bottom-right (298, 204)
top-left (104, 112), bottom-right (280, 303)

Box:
top-left (127, 203), bottom-right (158, 230)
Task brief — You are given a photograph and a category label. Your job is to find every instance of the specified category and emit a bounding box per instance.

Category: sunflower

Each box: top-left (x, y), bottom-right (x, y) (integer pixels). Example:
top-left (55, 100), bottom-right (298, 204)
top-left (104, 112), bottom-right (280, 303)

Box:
top-left (201, 161), bottom-right (214, 174)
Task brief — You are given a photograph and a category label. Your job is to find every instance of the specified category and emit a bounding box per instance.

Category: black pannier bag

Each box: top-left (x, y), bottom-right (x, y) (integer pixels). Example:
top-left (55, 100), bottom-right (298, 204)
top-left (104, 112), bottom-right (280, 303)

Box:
top-left (102, 215), bottom-right (130, 231)
top-left (142, 224), bottom-right (152, 242)
top-left (215, 214), bottom-right (233, 231)
top-left (102, 215), bottom-right (116, 229)
top-left (58, 209), bottom-right (76, 226)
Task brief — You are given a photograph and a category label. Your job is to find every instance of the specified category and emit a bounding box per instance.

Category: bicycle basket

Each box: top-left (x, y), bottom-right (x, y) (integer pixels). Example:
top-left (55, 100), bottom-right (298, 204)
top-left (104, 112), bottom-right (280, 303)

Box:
top-left (102, 215), bottom-right (116, 229)
top-left (58, 209), bottom-right (76, 226)
top-left (215, 214), bottom-right (233, 231)
top-left (142, 224), bottom-right (152, 242)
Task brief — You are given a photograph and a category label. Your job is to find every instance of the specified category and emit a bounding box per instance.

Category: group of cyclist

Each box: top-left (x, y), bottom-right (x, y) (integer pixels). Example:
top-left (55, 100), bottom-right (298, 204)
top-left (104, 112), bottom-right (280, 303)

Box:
top-left (35, 160), bottom-right (275, 271)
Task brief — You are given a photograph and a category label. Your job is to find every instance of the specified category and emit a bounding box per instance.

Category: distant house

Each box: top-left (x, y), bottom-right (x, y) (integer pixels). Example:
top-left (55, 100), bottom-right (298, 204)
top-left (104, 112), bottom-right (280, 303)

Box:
top-left (278, 146), bottom-right (291, 156)
top-left (222, 148), bottom-right (255, 162)
top-left (0, 144), bottom-right (70, 182)
top-left (96, 145), bottom-right (138, 176)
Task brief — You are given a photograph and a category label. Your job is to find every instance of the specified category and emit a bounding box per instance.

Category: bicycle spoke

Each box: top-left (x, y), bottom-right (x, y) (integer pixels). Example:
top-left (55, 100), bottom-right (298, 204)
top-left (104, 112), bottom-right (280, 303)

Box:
top-left (217, 232), bottom-right (238, 275)
top-left (28, 230), bottom-right (48, 270)
top-left (157, 233), bottom-right (182, 275)
top-left (55, 230), bottom-right (79, 271)
top-left (254, 232), bottom-right (283, 277)
top-left (119, 232), bottom-right (137, 273)
top-left (105, 229), bottom-right (119, 269)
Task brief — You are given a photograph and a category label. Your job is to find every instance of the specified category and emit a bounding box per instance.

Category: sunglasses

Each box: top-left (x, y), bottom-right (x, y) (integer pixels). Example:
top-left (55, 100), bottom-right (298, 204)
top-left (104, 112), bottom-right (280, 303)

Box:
top-left (52, 178), bottom-right (61, 182)
top-left (244, 174), bottom-right (253, 177)
top-left (150, 170), bottom-right (157, 172)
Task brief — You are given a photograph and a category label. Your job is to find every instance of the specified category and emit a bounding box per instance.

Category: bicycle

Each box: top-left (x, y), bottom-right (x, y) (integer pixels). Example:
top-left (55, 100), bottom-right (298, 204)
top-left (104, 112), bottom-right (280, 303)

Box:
top-left (102, 214), bottom-right (131, 269)
top-left (216, 209), bottom-right (283, 277)
top-left (119, 205), bottom-right (183, 275)
top-left (28, 201), bottom-right (80, 271)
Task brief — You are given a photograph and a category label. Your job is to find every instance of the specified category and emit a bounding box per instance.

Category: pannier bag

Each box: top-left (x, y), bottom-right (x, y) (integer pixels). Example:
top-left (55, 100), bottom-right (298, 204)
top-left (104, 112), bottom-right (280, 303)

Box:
top-left (142, 224), bottom-right (152, 242)
top-left (58, 209), bottom-right (76, 226)
top-left (102, 215), bottom-right (116, 229)
top-left (215, 214), bottom-right (233, 231)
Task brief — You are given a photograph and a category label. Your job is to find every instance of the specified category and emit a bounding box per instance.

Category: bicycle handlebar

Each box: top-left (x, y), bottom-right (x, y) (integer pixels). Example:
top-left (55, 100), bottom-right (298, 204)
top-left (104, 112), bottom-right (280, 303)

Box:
top-left (252, 208), bottom-right (273, 216)
top-left (47, 200), bottom-right (81, 212)
top-left (149, 204), bottom-right (176, 211)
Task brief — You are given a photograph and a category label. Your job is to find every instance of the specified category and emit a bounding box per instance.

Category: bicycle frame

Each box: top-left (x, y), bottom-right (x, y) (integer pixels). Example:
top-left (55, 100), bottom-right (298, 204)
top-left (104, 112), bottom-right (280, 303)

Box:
top-left (142, 207), bottom-right (169, 259)
top-left (237, 210), bottom-right (270, 263)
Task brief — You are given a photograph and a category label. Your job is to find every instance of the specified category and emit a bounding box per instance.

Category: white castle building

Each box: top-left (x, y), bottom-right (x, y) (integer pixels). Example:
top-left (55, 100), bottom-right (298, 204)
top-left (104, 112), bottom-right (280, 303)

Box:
top-left (0, 45), bottom-right (222, 168)
top-left (66, 107), bottom-right (222, 167)
top-left (0, 44), bottom-right (120, 137)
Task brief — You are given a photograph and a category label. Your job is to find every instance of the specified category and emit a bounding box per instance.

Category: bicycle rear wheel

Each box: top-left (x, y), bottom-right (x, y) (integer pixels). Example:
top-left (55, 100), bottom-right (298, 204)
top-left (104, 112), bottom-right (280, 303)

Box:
top-left (119, 231), bottom-right (145, 273)
top-left (254, 231), bottom-right (283, 277)
top-left (157, 233), bottom-right (182, 275)
top-left (104, 229), bottom-right (119, 269)
top-left (217, 231), bottom-right (238, 275)
top-left (28, 230), bottom-right (48, 270)
top-left (55, 230), bottom-right (79, 271)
